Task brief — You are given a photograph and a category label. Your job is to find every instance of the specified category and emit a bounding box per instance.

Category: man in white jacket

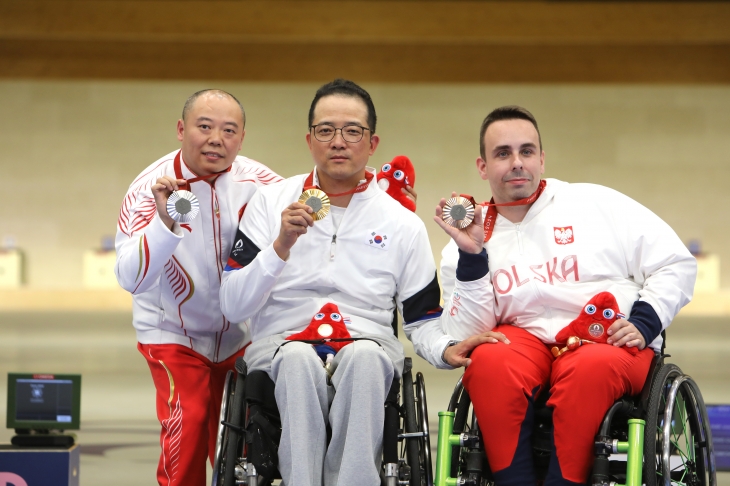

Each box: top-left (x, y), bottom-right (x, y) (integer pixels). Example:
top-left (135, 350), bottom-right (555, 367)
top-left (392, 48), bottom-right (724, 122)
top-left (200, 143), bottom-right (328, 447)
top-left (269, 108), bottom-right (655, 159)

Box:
top-left (220, 79), bottom-right (446, 486)
top-left (115, 89), bottom-right (281, 486)
top-left (433, 106), bottom-right (696, 486)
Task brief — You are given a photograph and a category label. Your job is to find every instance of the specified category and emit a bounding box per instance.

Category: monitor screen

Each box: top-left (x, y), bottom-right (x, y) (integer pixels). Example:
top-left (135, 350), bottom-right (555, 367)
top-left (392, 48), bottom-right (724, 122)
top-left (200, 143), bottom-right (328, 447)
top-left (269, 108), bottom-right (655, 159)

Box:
top-left (6, 373), bottom-right (81, 430)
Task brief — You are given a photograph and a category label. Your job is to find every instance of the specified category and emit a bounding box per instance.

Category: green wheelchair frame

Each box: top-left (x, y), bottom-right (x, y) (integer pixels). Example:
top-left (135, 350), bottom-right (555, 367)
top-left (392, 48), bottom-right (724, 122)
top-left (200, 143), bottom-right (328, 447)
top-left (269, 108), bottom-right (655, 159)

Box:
top-left (433, 355), bottom-right (716, 486)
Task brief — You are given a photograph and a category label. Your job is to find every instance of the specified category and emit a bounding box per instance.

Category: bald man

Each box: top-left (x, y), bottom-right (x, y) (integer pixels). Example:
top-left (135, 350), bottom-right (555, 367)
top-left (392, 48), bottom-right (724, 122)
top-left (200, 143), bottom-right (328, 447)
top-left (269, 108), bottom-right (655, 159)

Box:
top-left (115, 89), bottom-right (282, 486)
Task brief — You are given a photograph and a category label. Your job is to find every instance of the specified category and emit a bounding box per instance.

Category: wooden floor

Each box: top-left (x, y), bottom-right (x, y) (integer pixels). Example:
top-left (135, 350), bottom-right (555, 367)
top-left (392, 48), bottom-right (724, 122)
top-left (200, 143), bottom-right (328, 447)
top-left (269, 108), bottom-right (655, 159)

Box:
top-left (0, 311), bottom-right (728, 485)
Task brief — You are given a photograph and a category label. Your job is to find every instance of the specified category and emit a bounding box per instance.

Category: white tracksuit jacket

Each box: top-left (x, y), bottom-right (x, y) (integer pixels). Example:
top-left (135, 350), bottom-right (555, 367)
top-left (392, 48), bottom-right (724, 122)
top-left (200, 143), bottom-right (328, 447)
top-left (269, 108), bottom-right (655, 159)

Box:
top-left (115, 149), bottom-right (282, 362)
top-left (440, 178), bottom-right (696, 352)
top-left (219, 168), bottom-right (450, 363)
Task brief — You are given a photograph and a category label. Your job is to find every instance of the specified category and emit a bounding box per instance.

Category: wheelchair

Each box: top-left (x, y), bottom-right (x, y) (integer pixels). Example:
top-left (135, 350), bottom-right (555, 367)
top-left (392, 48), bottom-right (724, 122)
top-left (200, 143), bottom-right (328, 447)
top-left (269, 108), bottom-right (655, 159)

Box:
top-left (434, 339), bottom-right (716, 486)
top-left (211, 354), bottom-right (433, 486)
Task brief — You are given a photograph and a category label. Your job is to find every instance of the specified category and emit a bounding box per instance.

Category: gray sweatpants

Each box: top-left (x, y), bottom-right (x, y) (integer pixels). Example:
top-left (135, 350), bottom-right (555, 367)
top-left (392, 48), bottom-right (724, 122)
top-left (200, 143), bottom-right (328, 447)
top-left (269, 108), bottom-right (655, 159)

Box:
top-left (244, 332), bottom-right (405, 486)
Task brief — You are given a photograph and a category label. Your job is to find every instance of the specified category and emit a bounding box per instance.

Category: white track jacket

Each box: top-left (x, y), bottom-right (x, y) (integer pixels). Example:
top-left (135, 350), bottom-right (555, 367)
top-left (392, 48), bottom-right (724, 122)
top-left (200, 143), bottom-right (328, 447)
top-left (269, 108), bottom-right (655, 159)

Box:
top-left (219, 169), bottom-right (450, 365)
top-left (440, 178), bottom-right (696, 352)
top-left (115, 149), bottom-right (281, 362)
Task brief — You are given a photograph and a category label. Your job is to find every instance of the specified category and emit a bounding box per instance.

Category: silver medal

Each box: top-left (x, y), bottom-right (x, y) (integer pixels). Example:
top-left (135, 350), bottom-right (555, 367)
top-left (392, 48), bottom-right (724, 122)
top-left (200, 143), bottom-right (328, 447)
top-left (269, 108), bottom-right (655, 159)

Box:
top-left (167, 190), bottom-right (200, 223)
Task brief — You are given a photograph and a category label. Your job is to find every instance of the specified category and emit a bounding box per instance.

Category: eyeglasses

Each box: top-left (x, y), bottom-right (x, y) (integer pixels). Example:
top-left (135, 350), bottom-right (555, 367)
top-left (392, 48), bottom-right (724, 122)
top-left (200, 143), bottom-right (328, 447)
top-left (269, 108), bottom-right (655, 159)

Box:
top-left (310, 124), bottom-right (372, 143)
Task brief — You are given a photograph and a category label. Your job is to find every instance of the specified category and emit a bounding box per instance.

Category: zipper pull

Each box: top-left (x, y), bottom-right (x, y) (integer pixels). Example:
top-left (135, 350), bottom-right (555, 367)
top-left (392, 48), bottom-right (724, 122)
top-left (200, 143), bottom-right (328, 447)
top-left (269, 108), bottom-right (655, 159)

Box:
top-left (330, 235), bottom-right (336, 260)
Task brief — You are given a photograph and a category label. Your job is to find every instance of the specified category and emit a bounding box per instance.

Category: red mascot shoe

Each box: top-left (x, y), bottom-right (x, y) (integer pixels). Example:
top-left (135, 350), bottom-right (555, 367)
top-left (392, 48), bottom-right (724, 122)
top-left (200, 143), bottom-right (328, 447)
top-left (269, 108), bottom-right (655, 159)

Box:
top-left (552, 292), bottom-right (638, 357)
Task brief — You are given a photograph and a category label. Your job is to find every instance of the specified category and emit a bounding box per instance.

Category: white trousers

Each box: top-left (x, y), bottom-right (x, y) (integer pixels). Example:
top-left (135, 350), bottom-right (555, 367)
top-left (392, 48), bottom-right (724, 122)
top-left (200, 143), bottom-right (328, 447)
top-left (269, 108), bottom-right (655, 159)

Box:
top-left (244, 333), bottom-right (404, 486)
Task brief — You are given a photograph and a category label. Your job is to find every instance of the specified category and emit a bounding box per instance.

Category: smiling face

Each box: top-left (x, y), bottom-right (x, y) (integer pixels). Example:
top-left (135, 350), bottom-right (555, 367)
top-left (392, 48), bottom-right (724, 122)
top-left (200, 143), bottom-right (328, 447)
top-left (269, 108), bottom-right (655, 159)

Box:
top-left (176, 92), bottom-right (245, 176)
top-left (306, 94), bottom-right (379, 191)
top-left (477, 118), bottom-right (545, 203)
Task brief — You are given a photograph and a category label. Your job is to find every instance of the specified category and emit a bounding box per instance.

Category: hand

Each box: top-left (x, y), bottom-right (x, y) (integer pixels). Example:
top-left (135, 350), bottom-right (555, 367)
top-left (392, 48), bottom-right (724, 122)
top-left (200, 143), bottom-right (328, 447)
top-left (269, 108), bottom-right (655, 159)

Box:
top-left (151, 176), bottom-right (187, 230)
top-left (443, 331), bottom-right (510, 368)
top-left (433, 192), bottom-right (485, 254)
top-left (607, 318), bottom-right (646, 350)
top-left (402, 185), bottom-right (417, 207)
top-left (273, 202), bottom-right (314, 261)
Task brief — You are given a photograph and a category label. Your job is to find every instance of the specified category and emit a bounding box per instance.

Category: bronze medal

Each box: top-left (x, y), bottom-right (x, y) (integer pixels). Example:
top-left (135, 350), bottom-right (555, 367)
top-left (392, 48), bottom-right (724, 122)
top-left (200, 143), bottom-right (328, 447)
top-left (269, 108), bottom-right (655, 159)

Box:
top-left (442, 196), bottom-right (475, 229)
top-left (298, 188), bottom-right (331, 221)
top-left (167, 190), bottom-right (200, 223)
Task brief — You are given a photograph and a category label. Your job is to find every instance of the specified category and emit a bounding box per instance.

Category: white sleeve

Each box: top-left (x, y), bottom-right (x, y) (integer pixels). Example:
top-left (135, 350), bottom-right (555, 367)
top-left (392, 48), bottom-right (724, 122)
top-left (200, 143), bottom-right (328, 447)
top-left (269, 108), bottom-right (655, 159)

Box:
top-left (439, 239), bottom-right (498, 341)
top-left (397, 223), bottom-right (456, 369)
top-left (615, 193), bottom-right (696, 332)
top-left (219, 189), bottom-right (286, 323)
top-left (115, 188), bottom-right (183, 294)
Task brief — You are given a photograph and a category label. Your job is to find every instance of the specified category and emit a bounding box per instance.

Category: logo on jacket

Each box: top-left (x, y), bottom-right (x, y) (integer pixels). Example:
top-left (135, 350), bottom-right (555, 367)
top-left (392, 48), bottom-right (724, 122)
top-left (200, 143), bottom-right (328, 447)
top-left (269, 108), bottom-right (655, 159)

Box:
top-left (367, 231), bottom-right (389, 250)
top-left (554, 226), bottom-right (574, 245)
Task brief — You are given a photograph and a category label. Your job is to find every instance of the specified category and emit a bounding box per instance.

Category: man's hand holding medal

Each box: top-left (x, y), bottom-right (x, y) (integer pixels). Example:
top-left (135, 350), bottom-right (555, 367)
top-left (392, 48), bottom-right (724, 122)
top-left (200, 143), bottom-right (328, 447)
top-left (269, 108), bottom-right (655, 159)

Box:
top-left (433, 192), bottom-right (485, 255)
top-left (273, 199), bottom-right (317, 262)
top-left (152, 176), bottom-right (200, 230)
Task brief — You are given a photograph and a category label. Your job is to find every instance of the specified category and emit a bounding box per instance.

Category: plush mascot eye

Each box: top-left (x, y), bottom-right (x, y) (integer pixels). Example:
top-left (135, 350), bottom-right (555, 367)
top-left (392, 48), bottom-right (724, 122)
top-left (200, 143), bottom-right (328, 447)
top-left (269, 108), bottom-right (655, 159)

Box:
top-left (314, 313), bottom-right (325, 320)
top-left (381, 164), bottom-right (392, 172)
top-left (585, 304), bottom-right (596, 315)
top-left (393, 170), bottom-right (405, 181)
top-left (603, 309), bottom-right (615, 319)
top-left (330, 313), bottom-right (342, 321)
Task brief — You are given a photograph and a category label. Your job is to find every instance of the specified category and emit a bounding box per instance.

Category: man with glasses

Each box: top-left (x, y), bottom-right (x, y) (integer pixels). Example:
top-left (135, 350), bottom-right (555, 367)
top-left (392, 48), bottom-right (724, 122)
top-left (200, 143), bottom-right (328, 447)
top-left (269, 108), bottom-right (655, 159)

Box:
top-left (220, 79), bottom-right (447, 486)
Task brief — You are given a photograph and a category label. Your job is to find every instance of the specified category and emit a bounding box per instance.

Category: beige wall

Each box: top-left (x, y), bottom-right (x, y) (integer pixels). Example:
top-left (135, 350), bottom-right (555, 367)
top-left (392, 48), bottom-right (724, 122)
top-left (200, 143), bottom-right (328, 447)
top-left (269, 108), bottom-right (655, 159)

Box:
top-left (1, 80), bottom-right (729, 288)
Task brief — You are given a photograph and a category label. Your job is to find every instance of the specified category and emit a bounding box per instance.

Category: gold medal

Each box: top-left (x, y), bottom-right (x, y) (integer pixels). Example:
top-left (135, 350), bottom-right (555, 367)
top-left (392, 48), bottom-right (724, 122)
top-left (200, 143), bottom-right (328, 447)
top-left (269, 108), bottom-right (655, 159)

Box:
top-left (442, 196), bottom-right (475, 229)
top-left (298, 188), bottom-right (331, 221)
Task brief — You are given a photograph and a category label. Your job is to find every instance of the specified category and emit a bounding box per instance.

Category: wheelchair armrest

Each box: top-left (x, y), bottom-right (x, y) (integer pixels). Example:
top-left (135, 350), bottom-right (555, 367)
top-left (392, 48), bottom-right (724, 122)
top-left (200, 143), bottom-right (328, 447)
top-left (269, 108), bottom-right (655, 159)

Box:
top-left (235, 356), bottom-right (247, 376)
top-left (244, 370), bottom-right (279, 419)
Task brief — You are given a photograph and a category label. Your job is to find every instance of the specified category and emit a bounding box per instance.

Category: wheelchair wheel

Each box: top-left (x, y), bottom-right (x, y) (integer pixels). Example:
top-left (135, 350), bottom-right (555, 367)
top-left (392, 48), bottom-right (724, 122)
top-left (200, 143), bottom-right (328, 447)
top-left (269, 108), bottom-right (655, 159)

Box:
top-left (415, 372), bottom-right (433, 486)
top-left (447, 379), bottom-right (488, 484)
top-left (212, 370), bottom-right (234, 486)
top-left (644, 364), bottom-right (716, 486)
top-left (222, 365), bottom-right (246, 486)
top-left (401, 368), bottom-right (433, 486)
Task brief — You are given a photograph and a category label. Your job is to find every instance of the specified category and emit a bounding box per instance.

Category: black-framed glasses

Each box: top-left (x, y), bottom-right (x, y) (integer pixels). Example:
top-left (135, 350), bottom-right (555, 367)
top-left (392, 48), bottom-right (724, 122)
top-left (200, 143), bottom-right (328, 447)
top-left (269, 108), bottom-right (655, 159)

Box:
top-left (310, 124), bottom-right (372, 143)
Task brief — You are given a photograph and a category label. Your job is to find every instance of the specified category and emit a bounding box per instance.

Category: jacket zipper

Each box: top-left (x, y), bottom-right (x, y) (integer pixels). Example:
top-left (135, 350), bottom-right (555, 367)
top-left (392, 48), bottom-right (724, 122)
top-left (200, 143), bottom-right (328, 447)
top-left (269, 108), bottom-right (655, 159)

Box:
top-left (330, 234), bottom-right (337, 260)
top-left (516, 223), bottom-right (524, 255)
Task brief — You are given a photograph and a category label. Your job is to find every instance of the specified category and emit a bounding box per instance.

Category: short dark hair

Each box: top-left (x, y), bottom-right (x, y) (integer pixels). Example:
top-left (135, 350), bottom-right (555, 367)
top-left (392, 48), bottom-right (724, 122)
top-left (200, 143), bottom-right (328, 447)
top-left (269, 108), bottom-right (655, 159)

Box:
top-left (182, 89), bottom-right (246, 127)
top-left (479, 106), bottom-right (541, 160)
top-left (308, 79), bottom-right (377, 133)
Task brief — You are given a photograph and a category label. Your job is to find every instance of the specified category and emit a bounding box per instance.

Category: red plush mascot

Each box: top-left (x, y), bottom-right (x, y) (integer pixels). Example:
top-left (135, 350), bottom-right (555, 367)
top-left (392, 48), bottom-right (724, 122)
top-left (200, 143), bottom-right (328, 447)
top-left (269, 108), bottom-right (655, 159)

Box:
top-left (377, 155), bottom-right (416, 212)
top-left (286, 303), bottom-right (353, 363)
top-left (552, 292), bottom-right (638, 357)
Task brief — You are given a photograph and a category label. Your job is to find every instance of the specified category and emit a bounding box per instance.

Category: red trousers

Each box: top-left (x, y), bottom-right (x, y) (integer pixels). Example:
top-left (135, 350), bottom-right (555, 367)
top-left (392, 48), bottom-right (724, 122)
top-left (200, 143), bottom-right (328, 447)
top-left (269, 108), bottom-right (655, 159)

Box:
top-left (463, 325), bottom-right (653, 485)
top-left (139, 343), bottom-right (247, 486)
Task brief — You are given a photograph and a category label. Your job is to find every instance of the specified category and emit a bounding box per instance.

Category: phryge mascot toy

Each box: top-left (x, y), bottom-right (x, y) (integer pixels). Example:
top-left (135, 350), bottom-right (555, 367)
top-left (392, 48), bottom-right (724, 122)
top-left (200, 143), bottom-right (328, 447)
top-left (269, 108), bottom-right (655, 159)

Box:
top-left (377, 155), bottom-right (416, 212)
top-left (552, 292), bottom-right (638, 357)
top-left (285, 303), bottom-right (354, 369)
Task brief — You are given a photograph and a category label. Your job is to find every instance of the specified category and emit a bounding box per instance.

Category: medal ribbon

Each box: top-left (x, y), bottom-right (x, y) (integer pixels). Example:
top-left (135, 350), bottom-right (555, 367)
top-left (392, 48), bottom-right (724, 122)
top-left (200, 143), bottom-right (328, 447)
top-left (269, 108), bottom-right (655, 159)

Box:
top-left (173, 150), bottom-right (232, 186)
top-left (480, 179), bottom-right (546, 242)
top-left (302, 170), bottom-right (374, 198)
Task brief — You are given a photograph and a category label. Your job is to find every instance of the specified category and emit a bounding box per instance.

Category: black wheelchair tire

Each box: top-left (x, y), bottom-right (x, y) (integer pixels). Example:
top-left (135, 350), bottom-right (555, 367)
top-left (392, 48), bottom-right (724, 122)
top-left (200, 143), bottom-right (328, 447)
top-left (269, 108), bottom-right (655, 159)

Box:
top-left (644, 363), bottom-right (682, 486)
top-left (402, 367), bottom-right (423, 486)
top-left (222, 369), bottom-right (246, 486)
top-left (644, 363), bottom-right (716, 486)
top-left (415, 372), bottom-right (434, 486)
top-left (450, 383), bottom-right (471, 478)
top-left (212, 371), bottom-right (235, 486)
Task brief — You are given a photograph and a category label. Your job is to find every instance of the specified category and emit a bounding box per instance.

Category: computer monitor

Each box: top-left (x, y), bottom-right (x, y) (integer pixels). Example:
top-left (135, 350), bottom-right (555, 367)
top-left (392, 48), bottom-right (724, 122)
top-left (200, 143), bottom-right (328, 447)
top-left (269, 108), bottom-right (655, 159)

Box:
top-left (6, 373), bottom-right (81, 431)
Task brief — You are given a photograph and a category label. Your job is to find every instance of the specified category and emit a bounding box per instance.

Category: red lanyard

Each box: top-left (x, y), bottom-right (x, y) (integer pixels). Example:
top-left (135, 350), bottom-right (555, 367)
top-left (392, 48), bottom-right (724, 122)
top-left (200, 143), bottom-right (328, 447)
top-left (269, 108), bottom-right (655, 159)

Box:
top-left (302, 170), bottom-right (374, 197)
top-left (174, 150), bottom-right (232, 186)
top-left (480, 179), bottom-right (546, 242)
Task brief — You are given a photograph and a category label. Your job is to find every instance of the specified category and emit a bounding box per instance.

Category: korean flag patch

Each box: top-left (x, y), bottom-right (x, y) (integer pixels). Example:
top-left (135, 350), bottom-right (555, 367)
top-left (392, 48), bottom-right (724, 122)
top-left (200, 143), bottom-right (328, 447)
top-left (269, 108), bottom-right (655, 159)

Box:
top-left (367, 231), bottom-right (389, 251)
